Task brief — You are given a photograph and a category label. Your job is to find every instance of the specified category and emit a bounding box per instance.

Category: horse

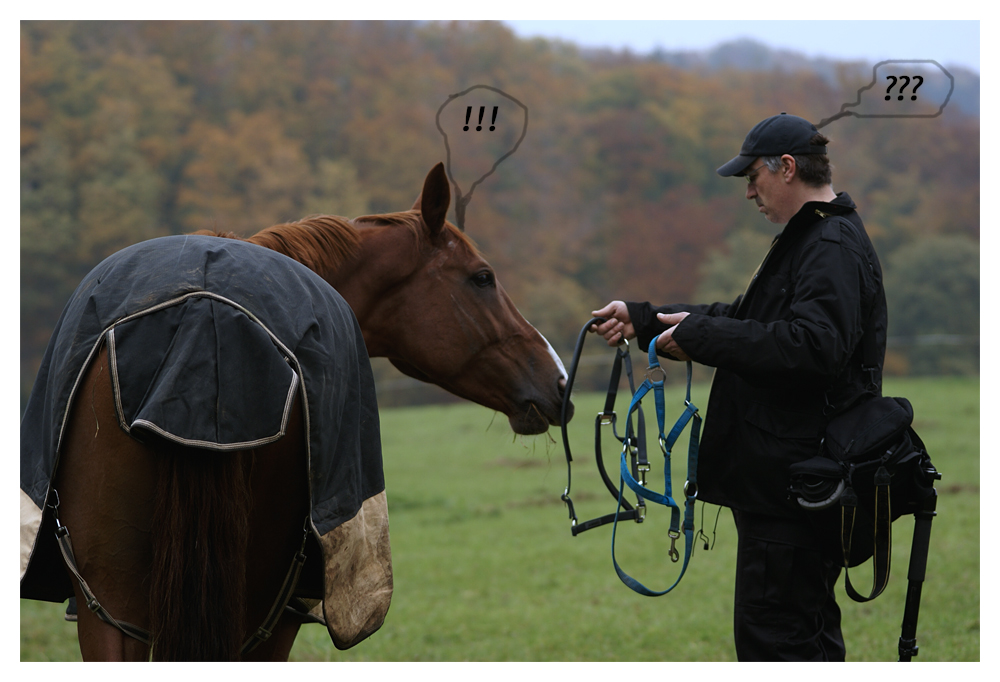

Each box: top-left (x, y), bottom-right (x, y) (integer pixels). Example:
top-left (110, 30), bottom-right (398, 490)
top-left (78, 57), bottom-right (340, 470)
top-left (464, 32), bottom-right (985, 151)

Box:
top-left (20, 162), bottom-right (573, 660)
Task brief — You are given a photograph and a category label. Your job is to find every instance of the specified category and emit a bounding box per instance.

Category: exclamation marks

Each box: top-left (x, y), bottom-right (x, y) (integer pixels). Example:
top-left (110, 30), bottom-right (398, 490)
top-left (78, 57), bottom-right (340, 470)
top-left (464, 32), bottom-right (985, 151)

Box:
top-left (463, 105), bottom-right (499, 131)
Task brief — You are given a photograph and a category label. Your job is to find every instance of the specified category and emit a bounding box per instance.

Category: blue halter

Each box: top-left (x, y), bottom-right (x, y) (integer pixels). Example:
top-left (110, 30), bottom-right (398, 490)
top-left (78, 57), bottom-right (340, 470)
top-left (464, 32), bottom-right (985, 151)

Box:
top-left (611, 333), bottom-right (702, 596)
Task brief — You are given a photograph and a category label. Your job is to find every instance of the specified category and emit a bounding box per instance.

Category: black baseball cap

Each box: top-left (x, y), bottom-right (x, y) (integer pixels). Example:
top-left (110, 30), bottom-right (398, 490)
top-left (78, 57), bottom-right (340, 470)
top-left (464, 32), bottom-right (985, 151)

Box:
top-left (716, 113), bottom-right (826, 177)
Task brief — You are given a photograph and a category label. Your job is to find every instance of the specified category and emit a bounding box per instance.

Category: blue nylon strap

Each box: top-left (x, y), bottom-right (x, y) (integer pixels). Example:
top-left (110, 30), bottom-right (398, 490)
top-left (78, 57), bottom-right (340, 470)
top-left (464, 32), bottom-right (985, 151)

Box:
top-left (611, 475), bottom-right (696, 597)
top-left (620, 451), bottom-right (676, 509)
top-left (664, 403), bottom-right (698, 455)
top-left (610, 331), bottom-right (701, 596)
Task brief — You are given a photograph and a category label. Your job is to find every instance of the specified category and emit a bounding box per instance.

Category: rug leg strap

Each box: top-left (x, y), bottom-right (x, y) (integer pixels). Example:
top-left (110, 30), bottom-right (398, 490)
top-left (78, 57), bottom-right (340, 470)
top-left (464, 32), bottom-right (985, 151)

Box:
top-left (52, 489), bottom-right (311, 658)
top-left (240, 517), bottom-right (311, 655)
top-left (52, 505), bottom-right (152, 645)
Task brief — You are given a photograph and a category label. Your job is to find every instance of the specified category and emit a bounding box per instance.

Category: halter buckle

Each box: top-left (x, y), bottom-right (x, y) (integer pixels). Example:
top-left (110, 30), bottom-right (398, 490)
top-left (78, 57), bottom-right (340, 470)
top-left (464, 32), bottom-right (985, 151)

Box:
top-left (598, 411), bottom-right (616, 427)
top-left (637, 463), bottom-right (650, 487)
top-left (668, 530), bottom-right (680, 562)
top-left (636, 501), bottom-right (646, 522)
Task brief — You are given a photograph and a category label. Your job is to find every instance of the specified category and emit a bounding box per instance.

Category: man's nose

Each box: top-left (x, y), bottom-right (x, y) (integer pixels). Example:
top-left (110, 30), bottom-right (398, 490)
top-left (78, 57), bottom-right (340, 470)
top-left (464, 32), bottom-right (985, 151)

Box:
top-left (746, 184), bottom-right (757, 200)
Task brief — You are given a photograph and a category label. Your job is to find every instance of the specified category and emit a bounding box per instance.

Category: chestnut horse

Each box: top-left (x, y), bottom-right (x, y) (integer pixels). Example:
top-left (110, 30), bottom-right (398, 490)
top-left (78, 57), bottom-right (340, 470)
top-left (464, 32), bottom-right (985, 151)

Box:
top-left (21, 162), bottom-right (571, 660)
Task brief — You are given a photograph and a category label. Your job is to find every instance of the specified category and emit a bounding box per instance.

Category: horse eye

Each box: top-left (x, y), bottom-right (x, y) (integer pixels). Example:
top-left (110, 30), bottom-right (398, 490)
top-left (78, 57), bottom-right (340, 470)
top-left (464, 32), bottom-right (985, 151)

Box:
top-left (472, 270), bottom-right (495, 288)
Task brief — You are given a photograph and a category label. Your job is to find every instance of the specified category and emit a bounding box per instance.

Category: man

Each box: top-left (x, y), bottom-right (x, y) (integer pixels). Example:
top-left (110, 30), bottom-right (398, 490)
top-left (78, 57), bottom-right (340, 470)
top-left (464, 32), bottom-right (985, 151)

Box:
top-left (590, 113), bottom-right (886, 661)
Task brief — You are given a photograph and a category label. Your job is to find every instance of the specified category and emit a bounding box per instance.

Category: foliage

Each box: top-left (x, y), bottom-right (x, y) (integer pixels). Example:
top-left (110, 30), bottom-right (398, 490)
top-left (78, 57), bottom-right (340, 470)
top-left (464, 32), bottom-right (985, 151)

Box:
top-left (19, 21), bottom-right (980, 409)
top-left (20, 376), bottom-right (979, 661)
top-left (883, 236), bottom-right (980, 375)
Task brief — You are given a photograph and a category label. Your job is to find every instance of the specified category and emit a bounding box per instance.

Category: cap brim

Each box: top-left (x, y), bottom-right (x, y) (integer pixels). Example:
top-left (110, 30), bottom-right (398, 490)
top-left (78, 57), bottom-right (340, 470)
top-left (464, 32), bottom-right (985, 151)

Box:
top-left (716, 154), bottom-right (756, 177)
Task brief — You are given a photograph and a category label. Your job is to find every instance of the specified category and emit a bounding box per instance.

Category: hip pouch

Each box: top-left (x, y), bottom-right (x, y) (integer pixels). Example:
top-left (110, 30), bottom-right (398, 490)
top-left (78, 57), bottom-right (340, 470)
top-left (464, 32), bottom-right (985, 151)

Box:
top-left (787, 396), bottom-right (939, 601)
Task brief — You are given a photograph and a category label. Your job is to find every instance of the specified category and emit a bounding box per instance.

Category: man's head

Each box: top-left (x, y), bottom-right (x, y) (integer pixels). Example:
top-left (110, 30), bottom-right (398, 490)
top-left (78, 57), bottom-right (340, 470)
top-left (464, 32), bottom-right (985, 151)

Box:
top-left (717, 113), bottom-right (835, 224)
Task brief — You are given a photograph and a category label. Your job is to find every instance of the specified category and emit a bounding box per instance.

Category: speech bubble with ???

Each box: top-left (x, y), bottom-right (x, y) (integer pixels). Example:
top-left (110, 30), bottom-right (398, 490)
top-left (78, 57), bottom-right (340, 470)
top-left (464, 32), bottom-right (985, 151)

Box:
top-left (435, 85), bottom-right (528, 231)
top-left (816, 60), bottom-right (954, 129)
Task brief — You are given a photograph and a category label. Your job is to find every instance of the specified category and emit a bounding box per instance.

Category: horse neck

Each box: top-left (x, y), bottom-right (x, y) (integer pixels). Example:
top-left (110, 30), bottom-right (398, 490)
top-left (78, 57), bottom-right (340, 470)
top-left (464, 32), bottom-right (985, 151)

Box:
top-left (320, 222), bottom-right (419, 357)
top-left (243, 217), bottom-right (414, 357)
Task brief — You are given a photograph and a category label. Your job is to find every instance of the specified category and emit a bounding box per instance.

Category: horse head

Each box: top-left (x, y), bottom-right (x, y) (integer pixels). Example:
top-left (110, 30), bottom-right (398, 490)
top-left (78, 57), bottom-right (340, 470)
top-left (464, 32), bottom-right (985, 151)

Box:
top-left (341, 163), bottom-right (573, 435)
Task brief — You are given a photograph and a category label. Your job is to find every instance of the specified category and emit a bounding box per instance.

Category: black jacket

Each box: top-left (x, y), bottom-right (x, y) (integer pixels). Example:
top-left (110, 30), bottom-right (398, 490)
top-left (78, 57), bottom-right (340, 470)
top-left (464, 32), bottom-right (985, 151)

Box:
top-left (626, 192), bottom-right (886, 517)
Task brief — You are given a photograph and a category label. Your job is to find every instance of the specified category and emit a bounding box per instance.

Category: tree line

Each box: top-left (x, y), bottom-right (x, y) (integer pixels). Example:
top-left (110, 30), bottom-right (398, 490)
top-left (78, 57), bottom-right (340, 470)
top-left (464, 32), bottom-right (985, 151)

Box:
top-left (20, 21), bottom-right (980, 406)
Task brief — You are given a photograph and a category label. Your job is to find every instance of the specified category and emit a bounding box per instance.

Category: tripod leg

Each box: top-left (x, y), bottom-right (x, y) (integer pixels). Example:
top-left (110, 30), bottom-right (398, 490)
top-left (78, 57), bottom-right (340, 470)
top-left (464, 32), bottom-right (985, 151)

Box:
top-left (898, 489), bottom-right (938, 662)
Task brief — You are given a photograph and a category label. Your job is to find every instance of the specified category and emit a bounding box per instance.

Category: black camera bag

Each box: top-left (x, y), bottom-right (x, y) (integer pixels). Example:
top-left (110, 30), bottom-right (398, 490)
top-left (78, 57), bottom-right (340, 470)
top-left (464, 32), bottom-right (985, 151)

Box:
top-left (788, 395), bottom-right (939, 602)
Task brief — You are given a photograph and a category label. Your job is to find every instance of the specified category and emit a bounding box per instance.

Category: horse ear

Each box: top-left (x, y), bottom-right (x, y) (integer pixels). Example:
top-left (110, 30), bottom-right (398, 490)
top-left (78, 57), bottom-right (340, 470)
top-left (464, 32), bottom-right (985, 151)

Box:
top-left (411, 163), bottom-right (450, 237)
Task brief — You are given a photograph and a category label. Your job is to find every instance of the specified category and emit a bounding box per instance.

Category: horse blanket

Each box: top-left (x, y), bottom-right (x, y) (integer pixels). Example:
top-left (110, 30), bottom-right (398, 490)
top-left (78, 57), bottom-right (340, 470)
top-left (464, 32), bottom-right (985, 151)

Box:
top-left (20, 235), bottom-right (392, 649)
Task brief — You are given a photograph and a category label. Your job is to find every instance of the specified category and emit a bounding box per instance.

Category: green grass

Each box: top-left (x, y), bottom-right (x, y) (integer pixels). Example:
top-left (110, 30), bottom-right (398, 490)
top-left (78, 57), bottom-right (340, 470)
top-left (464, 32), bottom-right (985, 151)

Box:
top-left (20, 376), bottom-right (979, 661)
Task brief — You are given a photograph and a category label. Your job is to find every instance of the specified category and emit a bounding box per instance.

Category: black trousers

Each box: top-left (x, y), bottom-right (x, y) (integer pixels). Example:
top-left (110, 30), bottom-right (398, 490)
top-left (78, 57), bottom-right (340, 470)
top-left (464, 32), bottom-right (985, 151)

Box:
top-left (732, 510), bottom-right (846, 661)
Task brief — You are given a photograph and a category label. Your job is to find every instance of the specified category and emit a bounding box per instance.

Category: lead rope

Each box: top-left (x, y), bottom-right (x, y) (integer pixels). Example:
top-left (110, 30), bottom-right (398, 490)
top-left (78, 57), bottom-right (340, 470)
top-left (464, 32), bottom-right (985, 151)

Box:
top-left (49, 489), bottom-right (309, 656)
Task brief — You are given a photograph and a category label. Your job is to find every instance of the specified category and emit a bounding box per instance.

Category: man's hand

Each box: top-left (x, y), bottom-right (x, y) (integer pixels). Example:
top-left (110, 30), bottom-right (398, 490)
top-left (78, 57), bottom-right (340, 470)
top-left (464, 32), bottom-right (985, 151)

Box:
top-left (655, 312), bottom-right (691, 361)
top-left (590, 301), bottom-right (635, 346)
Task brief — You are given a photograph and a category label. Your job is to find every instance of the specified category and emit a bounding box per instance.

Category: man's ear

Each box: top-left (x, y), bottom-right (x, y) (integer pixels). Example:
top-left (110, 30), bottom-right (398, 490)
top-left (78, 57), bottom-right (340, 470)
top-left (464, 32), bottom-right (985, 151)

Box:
top-left (781, 154), bottom-right (797, 183)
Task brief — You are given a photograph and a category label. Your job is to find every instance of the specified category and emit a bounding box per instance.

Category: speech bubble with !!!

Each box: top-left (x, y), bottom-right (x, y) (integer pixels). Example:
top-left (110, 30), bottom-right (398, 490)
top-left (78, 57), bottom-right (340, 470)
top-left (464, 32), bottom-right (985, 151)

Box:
top-left (816, 60), bottom-right (954, 129)
top-left (435, 85), bottom-right (528, 231)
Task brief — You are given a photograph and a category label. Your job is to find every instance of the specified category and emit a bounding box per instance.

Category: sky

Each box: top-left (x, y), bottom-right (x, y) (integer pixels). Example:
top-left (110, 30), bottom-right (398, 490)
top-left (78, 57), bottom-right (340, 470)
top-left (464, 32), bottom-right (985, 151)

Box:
top-left (503, 20), bottom-right (981, 74)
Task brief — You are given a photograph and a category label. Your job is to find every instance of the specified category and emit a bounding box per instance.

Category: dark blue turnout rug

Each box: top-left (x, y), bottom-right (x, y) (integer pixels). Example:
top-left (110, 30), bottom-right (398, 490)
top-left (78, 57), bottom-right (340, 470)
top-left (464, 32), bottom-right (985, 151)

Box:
top-left (20, 235), bottom-right (392, 649)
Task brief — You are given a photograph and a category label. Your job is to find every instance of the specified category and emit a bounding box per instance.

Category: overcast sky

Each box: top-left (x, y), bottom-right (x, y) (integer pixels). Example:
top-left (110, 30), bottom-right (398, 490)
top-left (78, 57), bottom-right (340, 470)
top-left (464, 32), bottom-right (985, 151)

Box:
top-left (502, 20), bottom-right (980, 74)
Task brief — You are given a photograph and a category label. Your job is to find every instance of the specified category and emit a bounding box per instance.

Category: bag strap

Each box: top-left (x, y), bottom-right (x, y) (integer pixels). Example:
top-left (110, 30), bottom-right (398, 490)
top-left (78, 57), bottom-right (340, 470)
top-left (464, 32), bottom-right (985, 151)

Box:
top-left (826, 269), bottom-right (881, 414)
top-left (840, 466), bottom-right (893, 602)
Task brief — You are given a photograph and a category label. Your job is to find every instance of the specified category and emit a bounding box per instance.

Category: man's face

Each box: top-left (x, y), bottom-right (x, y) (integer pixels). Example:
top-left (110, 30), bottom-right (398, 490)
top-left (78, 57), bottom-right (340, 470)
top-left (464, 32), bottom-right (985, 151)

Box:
top-left (744, 156), bottom-right (793, 224)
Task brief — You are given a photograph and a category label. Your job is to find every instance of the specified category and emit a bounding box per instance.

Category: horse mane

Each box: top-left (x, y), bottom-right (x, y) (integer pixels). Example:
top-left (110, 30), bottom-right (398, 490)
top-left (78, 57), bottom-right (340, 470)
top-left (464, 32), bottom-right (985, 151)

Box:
top-left (195, 209), bottom-right (481, 275)
top-left (243, 215), bottom-right (362, 275)
top-left (352, 209), bottom-right (482, 256)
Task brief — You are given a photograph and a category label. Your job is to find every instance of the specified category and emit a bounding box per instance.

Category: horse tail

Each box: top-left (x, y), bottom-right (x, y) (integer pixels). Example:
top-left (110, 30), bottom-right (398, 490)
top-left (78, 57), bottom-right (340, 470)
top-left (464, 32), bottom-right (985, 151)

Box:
top-left (149, 449), bottom-right (252, 661)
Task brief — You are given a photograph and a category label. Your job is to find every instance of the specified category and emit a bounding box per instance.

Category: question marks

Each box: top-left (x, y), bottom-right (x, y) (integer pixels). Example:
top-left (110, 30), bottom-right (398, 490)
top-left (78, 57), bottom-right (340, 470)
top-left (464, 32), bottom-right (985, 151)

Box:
top-left (436, 85), bottom-right (528, 230)
top-left (817, 60), bottom-right (954, 129)
top-left (886, 75), bottom-right (923, 100)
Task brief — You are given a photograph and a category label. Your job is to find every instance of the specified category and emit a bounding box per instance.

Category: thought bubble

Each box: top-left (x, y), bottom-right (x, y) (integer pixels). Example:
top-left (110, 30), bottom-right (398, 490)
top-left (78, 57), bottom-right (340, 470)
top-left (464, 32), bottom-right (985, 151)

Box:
top-left (435, 85), bottom-right (528, 231)
top-left (816, 60), bottom-right (954, 129)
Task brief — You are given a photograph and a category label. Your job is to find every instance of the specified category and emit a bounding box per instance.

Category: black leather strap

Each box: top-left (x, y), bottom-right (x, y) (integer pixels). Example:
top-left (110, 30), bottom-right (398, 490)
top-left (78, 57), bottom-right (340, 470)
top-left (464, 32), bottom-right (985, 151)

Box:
top-left (239, 520), bottom-right (310, 654)
top-left (571, 509), bottom-right (640, 536)
top-left (53, 513), bottom-right (152, 645)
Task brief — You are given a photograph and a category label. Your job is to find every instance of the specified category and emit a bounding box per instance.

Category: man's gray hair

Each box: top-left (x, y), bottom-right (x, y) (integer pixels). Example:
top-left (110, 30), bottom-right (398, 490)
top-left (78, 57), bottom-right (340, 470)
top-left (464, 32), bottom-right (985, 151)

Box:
top-left (757, 133), bottom-right (833, 187)
top-left (760, 157), bottom-right (784, 173)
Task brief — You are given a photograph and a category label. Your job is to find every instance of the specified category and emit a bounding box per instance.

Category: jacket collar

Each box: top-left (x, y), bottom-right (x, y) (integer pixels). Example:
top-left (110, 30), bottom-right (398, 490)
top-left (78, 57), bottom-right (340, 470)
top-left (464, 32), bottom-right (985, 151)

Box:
top-left (782, 191), bottom-right (856, 235)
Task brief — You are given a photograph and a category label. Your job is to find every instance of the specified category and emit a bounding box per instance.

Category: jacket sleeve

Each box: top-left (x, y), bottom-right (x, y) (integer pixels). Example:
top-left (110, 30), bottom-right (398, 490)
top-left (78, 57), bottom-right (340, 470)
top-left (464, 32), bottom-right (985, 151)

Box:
top-left (671, 236), bottom-right (873, 385)
top-left (625, 298), bottom-right (739, 357)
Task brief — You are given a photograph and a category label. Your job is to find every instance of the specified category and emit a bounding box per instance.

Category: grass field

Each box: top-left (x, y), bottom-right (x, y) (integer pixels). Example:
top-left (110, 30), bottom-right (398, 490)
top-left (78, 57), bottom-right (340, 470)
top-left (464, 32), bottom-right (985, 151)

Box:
top-left (20, 375), bottom-right (979, 662)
